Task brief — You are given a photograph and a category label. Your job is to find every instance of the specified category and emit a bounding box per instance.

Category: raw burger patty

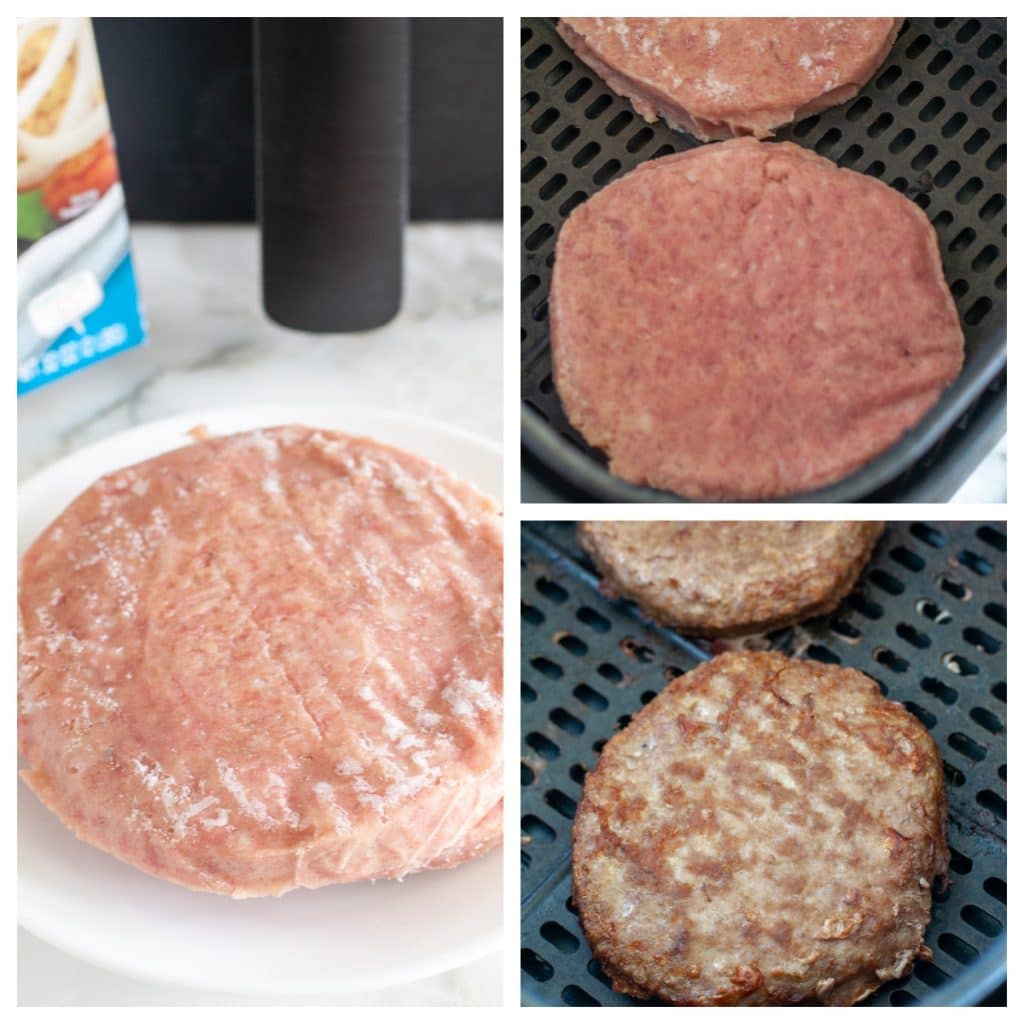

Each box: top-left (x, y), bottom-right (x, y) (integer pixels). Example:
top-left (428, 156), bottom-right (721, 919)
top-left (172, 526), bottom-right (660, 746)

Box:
top-left (550, 139), bottom-right (964, 499)
top-left (19, 426), bottom-right (503, 897)
top-left (578, 521), bottom-right (883, 636)
top-left (573, 652), bottom-right (949, 1005)
top-left (557, 18), bottom-right (901, 140)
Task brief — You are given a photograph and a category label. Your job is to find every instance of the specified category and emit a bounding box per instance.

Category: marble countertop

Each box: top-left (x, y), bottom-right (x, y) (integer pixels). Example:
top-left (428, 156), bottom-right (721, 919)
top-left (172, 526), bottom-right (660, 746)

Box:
top-left (17, 221), bottom-right (502, 1007)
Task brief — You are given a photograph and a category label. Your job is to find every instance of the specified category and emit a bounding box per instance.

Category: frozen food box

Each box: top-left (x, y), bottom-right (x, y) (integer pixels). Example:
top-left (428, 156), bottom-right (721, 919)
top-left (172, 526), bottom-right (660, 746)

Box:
top-left (17, 17), bottom-right (146, 395)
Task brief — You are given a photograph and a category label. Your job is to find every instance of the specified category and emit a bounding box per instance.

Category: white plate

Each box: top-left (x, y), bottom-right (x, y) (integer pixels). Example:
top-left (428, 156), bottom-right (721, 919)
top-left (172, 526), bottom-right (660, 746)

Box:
top-left (18, 404), bottom-right (503, 997)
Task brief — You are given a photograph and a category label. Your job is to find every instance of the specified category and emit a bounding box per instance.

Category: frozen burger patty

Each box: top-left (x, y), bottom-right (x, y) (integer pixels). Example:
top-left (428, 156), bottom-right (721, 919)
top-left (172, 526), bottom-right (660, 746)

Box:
top-left (573, 652), bottom-right (949, 1005)
top-left (550, 139), bottom-right (964, 499)
top-left (19, 426), bottom-right (503, 897)
top-left (557, 17), bottom-right (901, 140)
top-left (578, 521), bottom-right (883, 636)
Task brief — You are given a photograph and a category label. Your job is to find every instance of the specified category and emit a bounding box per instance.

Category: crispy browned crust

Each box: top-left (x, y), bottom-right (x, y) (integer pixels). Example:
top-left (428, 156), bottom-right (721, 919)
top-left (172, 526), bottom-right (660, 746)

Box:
top-left (573, 652), bottom-right (949, 1006)
top-left (578, 521), bottom-right (884, 637)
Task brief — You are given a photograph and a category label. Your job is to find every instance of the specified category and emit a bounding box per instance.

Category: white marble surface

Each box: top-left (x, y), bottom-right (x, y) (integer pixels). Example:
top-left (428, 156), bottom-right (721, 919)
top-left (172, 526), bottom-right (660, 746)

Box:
top-left (17, 222), bottom-right (502, 1007)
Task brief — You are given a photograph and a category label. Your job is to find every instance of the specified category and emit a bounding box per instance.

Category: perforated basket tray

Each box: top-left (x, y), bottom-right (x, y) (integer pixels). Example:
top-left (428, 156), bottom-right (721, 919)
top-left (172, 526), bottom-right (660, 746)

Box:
top-left (521, 521), bottom-right (1007, 1006)
top-left (521, 18), bottom-right (1007, 502)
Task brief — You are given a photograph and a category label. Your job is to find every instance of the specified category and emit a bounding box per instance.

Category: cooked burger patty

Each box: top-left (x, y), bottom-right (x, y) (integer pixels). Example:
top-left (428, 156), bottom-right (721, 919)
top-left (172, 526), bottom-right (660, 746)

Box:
top-left (578, 521), bottom-right (884, 636)
top-left (549, 138), bottom-right (964, 499)
top-left (573, 652), bottom-right (949, 1005)
top-left (557, 18), bottom-right (901, 140)
top-left (19, 426), bottom-right (503, 897)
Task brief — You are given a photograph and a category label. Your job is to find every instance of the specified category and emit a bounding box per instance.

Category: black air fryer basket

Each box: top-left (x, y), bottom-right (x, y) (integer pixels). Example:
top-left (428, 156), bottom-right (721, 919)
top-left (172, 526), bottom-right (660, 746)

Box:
top-left (521, 19), bottom-right (1007, 502)
top-left (521, 522), bottom-right (1006, 1006)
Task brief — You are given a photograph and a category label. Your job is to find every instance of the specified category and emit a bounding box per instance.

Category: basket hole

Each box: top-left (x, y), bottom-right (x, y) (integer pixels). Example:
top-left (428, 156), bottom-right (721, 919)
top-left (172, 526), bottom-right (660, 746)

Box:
top-left (942, 651), bottom-right (978, 676)
top-left (863, 160), bottom-right (886, 178)
top-left (949, 65), bottom-right (975, 91)
top-left (592, 159), bottom-right (621, 186)
top-left (536, 576), bottom-right (568, 603)
top-left (905, 32), bottom-right (931, 59)
top-left (961, 904), bottom-right (1003, 938)
top-left (573, 683), bottom-right (608, 711)
top-left (626, 126), bottom-right (655, 153)
top-left (890, 990), bottom-right (920, 1006)
top-left (572, 141), bottom-right (601, 168)
top-left (848, 593), bottom-right (883, 620)
top-left (867, 112), bottom-right (894, 138)
top-left (532, 108), bottom-right (560, 135)
top-left (829, 617), bottom-right (861, 642)
top-left (964, 297), bottom-right (993, 326)
top-left (934, 160), bottom-right (961, 188)
top-left (522, 947), bottom-right (554, 982)
top-left (807, 644), bottom-right (841, 665)
top-left (876, 64), bottom-right (902, 89)
top-left (977, 789), bottom-right (1006, 820)
top-left (943, 760), bottom-right (965, 787)
top-left (576, 606), bottom-right (611, 633)
top-left (565, 76), bottom-right (593, 104)
top-left (979, 194), bottom-right (1005, 221)
top-left (910, 523), bottom-right (946, 548)
top-left (556, 632), bottom-right (587, 657)
top-left (938, 575), bottom-right (971, 601)
top-left (955, 19), bottom-right (981, 43)
top-left (941, 110), bottom-right (967, 137)
top-left (522, 599), bottom-right (544, 625)
top-left (584, 94), bottom-right (613, 120)
top-left (568, 764), bottom-right (587, 787)
top-left (978, 32), bottom-right (1003, 59)
top-left (921, 677), bottom-right (957, 705)
top-left (522, 681), bottom-right (537, 704)
top-left (970, 78), bottom-right (997, 107)
top-left (963, 626), bottom-right (999, 654)
top-left (957, 549), bottom-right (993, 575)
top-left (969, 706), bottom-right (1003, 734)
top-left (541, 919), bottom-right (580, 953)
top-left (897, 81), bottom-right (923, 106)
top-left (521, 761), bottom-right (535, 786)
top-left (652, 143), bottom-right (677, 159)
top-left (928, 49), bottom-right (953, 75)
top-left (836, 144), bottom-right (863, 169)
top-left (874, 647), bottom-right (909, 673)
top-left (992, 99), bottom-right (1006, 122)
top-left (525, 223), bottom-right (555, 252)
top-left (938, 932), bottom-right (978, 965)
top-left (845, 96), bottom-right (872, 121)
top-left (948, 731), bottom-right (986, 761)
top-left (550, 707), bottom-right (584, 735)
top-left (522, 90), bottom-right (540, 114)
top-left (562, 985), bottom-right (599, 1007)
top-left (620, 637), bottom-right (654, 662)
top-left (587, 958), bottom-right (616, 990)
top-left (896, 622), bottom-right (930, 649)
top-left (991, 680), bottom-right (1006, 703)
top-left (919, 95), bottom-right (945, 122)
top-left (538, 173), bottom-right (567, 200)
top-left (915, 959), bottom-right (951, 988)
top-left (999, 763), bottom-right (1007, 782)
top-left (949, 846), bottom-right (972, 874)
top-left (917, 599), bottom-right (952, 624)
top-left (904, 700), bottom-right (936, 728)
top-left (544, 788), bottom-right (577, 820)
top-left (983, 602), bottom-right (1006, 627)
top-left (664, 665), bottom-right (684, 682)
top-left (531, 656), bottom-right (563, 680)
top-left (526, 732), bottom-right (560, 760)
top-left (605, 110), bottom-right (633, 136)
top-left (522, 156), bottom-right (546, 183)
top-left (814, 128), bottom-right (842, 155)
top-left (870, 568), bottom-right (905, 594)
top-left (987, 143), bottom-right (1006, 170)
top-left (964, 127), bottom-right (991, 155)
top-left (521, 814), bottom-right (556, 844)
top-left (792, 114), bottom-right (820, 138)
top-left (910, 145), bottom-right (937, 171)
top-left (560, 191), bottom-right (588, 217)
top-left (615, 713), bottom-right (632, 731)
top-left (640, 690), bottom-right (657, 705)
top-left (984, 876), bottom-right (1006, 904)
top-left (551, 125), bottom-right (580, 152)
top-left (955, 176), bottom-right (983, 203)
top-left (597, 662), bottom-right (623, 683)
top-left (521, 274), bottom-right (541, 302)
top-left (591, 738), bottom-right (606, 755)
top-left (949, 226), bottom-right (976, 252)
top-left (975, 525), bottom-right (1006, 552)
top-left (931, 209), bottom-right (954, 231)
top-left (524, 43), bottom-right (553, 69)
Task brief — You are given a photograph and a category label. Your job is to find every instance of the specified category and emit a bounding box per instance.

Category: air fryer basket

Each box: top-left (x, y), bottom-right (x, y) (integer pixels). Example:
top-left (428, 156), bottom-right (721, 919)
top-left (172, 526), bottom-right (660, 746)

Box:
top-left (521, 522), bottom-right (1006, 1006)
top-left (521, 18), bottom-right (1007, 502)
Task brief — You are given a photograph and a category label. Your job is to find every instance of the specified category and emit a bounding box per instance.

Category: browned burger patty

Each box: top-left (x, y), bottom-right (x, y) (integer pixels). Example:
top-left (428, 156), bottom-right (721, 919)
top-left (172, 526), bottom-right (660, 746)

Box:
top-left (578, 521), bottom-right (883, 637)
top-left (557, 18), bottom-right (901, 140)
top-left (573, 652), bottom-right (949, 1005)
top-left (549, 138), bottom-right (965, 499)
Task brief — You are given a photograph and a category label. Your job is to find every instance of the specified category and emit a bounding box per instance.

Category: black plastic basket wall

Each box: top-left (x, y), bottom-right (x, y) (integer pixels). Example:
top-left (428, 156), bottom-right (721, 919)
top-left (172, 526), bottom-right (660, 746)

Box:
top-left (521, 522), bottom-right (1006, 1006)
top-left (521, 18), bottom-right (1007, 502)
